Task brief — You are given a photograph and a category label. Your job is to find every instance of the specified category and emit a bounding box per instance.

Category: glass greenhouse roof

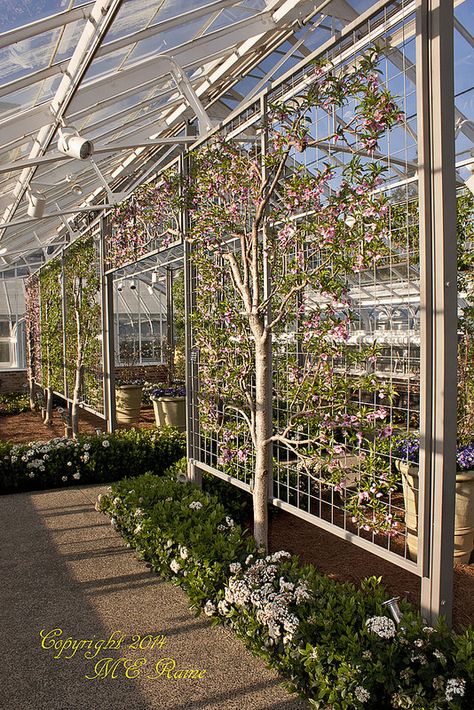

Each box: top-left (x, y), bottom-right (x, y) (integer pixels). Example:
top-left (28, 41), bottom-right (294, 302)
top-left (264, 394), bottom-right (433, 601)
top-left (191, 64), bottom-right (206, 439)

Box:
top-left (0, 0), bottom-right (473, 274)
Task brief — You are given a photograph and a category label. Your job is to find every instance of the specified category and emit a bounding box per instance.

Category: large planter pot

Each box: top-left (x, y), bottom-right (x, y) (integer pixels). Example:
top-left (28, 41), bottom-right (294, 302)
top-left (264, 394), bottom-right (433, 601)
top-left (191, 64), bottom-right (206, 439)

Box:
top-left (396, 461), bottom-right (474, 564)
top-left (115, 385), bottom-right (143, 425)
top-left (152, 396), bottom-right (186, 431)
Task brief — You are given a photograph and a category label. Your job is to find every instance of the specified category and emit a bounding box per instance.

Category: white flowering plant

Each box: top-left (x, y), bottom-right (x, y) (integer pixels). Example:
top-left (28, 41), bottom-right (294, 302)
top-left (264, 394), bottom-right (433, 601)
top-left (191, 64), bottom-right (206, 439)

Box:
top-left (97, 470), bottom-right (473, 709)
top-left (0, 427), bottom-right (185, 493)
top-left (96, 472), bottom-right (255, 610)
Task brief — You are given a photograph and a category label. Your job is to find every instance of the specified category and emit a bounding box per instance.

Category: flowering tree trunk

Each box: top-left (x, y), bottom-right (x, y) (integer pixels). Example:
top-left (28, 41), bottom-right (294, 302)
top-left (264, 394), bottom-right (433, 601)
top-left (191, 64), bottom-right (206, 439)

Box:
top-left (44, 300), bottom-right (53, 427)
top-left (253, 327), bottom-right (272, 549)
top-left (71, 291), bottom-right (86, 439)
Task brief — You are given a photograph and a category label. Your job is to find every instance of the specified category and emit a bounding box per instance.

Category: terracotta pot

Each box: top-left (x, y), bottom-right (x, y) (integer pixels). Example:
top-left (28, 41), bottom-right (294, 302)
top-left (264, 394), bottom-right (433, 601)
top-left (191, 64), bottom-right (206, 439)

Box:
top-left (396, 460), bottom-right (474, 564)
top-left (152, 396), bottom-right (186, 431)
top-left (115, 385), bottom-right (143, 425)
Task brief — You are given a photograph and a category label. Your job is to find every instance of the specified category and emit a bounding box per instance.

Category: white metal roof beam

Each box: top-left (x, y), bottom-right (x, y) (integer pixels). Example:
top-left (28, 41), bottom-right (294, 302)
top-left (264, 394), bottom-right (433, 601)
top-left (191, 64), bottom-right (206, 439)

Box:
top-left (0, 1), bottom-right (267, 100)
top-left (0, 2), bottom-right (95, 50)
top-left (0, 0), bottom-right (126, 240)
top-left (0, 9), bottom-right (282, 146)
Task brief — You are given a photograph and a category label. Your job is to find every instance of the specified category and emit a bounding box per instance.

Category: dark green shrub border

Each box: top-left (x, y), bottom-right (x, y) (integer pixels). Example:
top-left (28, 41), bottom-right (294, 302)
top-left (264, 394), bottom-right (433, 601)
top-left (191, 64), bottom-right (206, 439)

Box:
top-left (0, 392), bottom-right (30, 416)
top-left (98, 470), bottom-right (474, 710)
top-left (0, 427), bottom-right (185, 494)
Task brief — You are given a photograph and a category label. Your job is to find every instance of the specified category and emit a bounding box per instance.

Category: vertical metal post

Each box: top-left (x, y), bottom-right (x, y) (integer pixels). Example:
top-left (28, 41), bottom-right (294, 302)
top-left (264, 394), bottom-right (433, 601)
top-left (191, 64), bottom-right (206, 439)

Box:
top-left (100, 216), bottom-right (116, 433)
top-left (166, 266), bottom-right (174, 383)
top-left (260, 92), bottom-right (273, 503)
top-left (416, 0), bottom-right (457, 625)
top-left (182, 146), bottom-right (202, 486)
top-left (60, 251), bottom-right (68, 400)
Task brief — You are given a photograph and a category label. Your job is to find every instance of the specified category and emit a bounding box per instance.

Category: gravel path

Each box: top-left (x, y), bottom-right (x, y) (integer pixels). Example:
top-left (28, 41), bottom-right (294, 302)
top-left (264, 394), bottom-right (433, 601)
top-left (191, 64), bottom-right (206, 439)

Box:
top-left (1, 485), bottom-right (306, 710)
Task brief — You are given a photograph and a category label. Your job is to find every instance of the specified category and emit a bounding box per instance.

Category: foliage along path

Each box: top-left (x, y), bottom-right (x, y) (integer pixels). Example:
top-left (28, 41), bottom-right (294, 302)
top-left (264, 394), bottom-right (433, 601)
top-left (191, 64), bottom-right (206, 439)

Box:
top-left (0, 484), bottom-right (305, 710)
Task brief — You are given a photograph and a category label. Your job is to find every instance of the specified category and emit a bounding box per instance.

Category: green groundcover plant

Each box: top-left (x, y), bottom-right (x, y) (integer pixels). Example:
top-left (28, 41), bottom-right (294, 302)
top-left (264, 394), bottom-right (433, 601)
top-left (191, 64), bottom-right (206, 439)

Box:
top-left (0, 427), bottom-right (185, 494)
top-left (0, 392), bottom-right (30, 416)
top-left (97, 465), bottom-right (473, 710)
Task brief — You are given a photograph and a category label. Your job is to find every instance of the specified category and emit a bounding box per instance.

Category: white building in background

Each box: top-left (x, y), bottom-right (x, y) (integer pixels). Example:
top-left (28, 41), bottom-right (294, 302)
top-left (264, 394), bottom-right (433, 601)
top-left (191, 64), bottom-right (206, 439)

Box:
top-left (0, 279), bottom-right (26, 370)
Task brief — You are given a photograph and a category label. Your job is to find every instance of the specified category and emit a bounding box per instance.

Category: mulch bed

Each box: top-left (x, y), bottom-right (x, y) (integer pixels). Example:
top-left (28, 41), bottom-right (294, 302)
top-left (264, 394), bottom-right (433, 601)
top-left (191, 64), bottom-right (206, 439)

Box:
top-left (1, 409), bottom-right (473, 631)
top-left (269, 510), bottom-right (474, 632)
top-left (0, 406), bottom-right (157, 443)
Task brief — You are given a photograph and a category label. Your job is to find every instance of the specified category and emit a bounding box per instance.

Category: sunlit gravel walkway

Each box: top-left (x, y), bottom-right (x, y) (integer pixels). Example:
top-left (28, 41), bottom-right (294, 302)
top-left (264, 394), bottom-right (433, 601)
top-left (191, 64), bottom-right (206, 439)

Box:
top-left (1, 484), bottom-right (306, 710)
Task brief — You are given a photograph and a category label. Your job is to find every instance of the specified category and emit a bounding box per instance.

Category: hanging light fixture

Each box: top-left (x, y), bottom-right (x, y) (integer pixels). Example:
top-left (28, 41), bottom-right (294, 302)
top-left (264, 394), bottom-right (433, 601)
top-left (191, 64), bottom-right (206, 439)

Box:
top-left (27, 189), bottom-right (46, 218)
top-left (58, 126), bottom-right (94, 160)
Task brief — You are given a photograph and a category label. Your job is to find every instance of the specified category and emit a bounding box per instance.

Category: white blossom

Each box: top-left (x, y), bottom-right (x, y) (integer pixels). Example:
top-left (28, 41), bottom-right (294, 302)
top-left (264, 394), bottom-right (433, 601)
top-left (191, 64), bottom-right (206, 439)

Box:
top-left (73, 472), bottom-right (81, 480)
top-left (203, 600), bottom-right (216, 616)
top-left (61, 476), bottom-right (68, 482)
top-left (229, 562), bottom-right (241, 574)
top-left (445, 678), bottom-right (465, 702)
top-left (217, 599), bottom-right (229, 615)
top-left (365, 616), bottom-right (396, 639)
top-left (355, 686), bottom-right (370, 703)
top-left (170, 559), bottom-right (181, 574)
top-left (102, 440), bottom-right (110, 448)
top-left (433, 649), bottom-right (446, 664)
top-left (179, 545), bottom-right (189, 560)
top-left (189, 500), bottom-right (203, 510)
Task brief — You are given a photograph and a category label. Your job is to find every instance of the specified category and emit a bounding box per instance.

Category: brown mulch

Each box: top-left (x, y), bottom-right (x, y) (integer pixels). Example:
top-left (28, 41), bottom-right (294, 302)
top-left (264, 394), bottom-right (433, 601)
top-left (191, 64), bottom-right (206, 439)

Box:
top-left (269, 509), bottom-right (474, 632)
top-left (1, 409), bottom-right (473, 631)
top-left (0, 406), bottom-right (157, 443)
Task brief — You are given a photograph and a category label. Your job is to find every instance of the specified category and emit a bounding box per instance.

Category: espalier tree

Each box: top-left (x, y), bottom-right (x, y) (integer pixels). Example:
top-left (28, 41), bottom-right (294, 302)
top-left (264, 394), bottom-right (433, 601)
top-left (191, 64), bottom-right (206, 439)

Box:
top-left (113, 47), bottom-right (404, 550)
top-left (181, 48), bottom-right (404, 550)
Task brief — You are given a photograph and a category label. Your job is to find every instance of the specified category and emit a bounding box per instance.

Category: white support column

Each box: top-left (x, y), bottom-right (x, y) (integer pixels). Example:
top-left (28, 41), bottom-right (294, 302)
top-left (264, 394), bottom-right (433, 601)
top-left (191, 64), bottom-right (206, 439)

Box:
top-left (416, 0), bottom-right (457, 625)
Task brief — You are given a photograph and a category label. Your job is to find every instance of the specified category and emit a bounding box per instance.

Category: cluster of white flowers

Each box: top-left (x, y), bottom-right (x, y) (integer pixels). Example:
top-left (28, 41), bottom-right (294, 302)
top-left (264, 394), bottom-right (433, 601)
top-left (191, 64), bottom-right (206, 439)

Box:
top-left (134, 508), bottom-right (143, 518)
top-left (134, 523), bottom-right (143, 534)
top-left (365, 616), bottom-right (396, 639)
top-left (5, 437), bottom-right (102, 483)
top-left (102, 439), bottom-right (110, 448)
top-left (179, 545), bottom-right (189, 560)
top-left (432, 649), bottom-right (446, 664)
top-left (220, 551), bottom-right (309, 644)
top-left (409, 652), bottom-right (428, 666)
top-left (189, 500), bottom-right (203, 510)
top-left (445, 678), bottom-right (465, 702)
top-left (170, 559), bottom-right (181, 574)
top-left (217, 516), bottom-right (236, 533)
top-left (354, 686), bottom-right (370, 703)
top-left (204, 600), bottom-right (216, 616)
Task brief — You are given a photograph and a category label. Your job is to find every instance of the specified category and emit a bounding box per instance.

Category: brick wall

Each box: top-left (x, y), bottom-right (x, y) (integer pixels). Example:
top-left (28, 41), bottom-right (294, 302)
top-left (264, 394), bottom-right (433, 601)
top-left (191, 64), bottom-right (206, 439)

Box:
top-left (0, 369), bottom-right (28, 394)
top-left (115, 364), bottom-right (169, 383)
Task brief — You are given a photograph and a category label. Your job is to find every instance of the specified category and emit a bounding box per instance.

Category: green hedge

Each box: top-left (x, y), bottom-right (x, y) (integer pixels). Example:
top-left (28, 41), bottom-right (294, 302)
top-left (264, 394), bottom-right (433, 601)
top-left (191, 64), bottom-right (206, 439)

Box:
top-left (0, 428), bottom-right (185, 494)
top-left (98, 470), bottom-right (474, 710)
top-left (0, 393), bottom-right (30, 416)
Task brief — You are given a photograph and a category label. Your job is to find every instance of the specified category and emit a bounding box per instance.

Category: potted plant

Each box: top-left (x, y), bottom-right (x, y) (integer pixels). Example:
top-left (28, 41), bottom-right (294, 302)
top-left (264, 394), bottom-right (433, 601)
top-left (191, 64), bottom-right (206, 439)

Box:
top-left (115, 378), bottom-right (143, 425)
top-left (150, 386), bottom-right (186, 431)
top-left (395, 436), bottom-right (474, 563)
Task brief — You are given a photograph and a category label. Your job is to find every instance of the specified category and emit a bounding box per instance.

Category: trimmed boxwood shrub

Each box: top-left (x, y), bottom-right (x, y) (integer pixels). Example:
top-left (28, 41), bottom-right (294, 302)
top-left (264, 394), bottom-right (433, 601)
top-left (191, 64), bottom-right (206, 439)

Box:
top-left (0, 427), bottom-right (185, 494)
top-left (98, 469), bottom-right (474, 710)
